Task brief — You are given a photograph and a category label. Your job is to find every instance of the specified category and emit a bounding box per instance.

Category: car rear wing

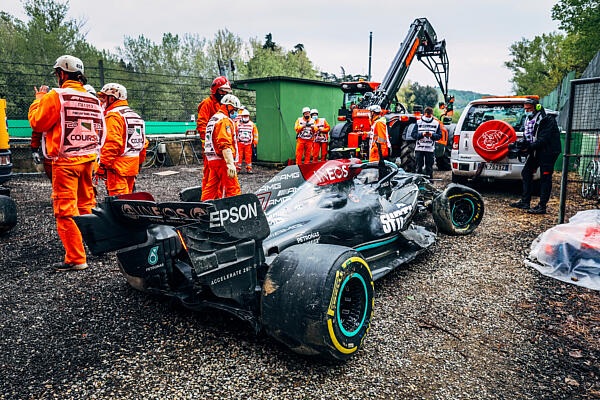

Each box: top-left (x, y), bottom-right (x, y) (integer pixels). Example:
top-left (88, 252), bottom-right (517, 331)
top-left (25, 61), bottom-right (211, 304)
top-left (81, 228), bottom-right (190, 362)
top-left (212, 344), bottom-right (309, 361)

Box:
top-left (74, 192), bottom-right (270, 255)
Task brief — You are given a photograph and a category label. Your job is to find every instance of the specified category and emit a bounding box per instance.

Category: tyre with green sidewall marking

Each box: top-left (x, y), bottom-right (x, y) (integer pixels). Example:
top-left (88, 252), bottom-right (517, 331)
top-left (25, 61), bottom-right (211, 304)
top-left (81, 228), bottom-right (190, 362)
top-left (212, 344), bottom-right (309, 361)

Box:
top-left (432, 184), bottom-right (484, 235)
top-left (261, 244), bottom-right (374, 361)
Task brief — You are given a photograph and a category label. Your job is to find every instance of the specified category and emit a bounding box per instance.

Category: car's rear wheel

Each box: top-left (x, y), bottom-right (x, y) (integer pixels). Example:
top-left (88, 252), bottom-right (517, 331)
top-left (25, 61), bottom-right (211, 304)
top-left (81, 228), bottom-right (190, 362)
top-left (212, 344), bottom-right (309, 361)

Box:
top-left (261, 244), bottom-right (374, 361)
top-left (0, 195), bottom-right (17, 235)
top-left (432, 184), bottom-right (484, 235)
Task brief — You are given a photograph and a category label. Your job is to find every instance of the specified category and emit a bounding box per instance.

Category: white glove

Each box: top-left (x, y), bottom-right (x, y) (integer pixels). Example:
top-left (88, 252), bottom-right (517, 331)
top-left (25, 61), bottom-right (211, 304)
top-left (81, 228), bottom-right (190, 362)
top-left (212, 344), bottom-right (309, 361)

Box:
top-left (223, 148), bottom-right (237, 179)
top-left (31, 148), bottom-right (42, 164)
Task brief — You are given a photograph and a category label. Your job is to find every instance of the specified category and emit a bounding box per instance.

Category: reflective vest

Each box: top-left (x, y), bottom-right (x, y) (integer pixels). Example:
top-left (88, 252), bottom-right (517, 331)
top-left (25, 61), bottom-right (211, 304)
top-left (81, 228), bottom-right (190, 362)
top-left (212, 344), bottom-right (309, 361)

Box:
top-left (369, 117), bottom-right (391, 150)
top-left (236, 120), bottom-right (254, 145)
top-left (297, 117), bottom-right (314, 140)
top-left (313, 118), bottom-right (329, 143)
top-left (415, 117), bottom-right (440, 152)
top-left (42, 87), bottom-right (105, 159)
top-left (205, 113), bottom-right (238, 162)
top-left (107, 105), bottom-right (146, 157)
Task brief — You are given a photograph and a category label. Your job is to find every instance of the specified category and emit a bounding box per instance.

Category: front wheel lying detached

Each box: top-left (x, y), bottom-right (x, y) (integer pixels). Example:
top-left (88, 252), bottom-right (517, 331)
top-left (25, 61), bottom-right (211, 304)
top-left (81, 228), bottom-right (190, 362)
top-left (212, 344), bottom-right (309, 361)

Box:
top-left (261, 244), bottom-right (374, 361)
top-left (432, 184), bottom-right (484, 235)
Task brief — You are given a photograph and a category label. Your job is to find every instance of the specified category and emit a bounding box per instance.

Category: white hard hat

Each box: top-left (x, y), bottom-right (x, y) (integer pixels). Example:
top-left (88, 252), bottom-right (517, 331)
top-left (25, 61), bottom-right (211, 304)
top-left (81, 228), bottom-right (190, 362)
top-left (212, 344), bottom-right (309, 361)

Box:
top-left (221, 94), bottom-right (242, 109)
top-left (240, 109), bottom-right (250, 117)
top-left (83, 84), bottom-right (96, 95)
top-left (368, 105), bottom-right (382, 113)
top-left (99, 83), bottom-right (127, 100)
top-left (53, 55), bottom-right (84, 73)
top-left (310, 108), bottom-right (318, 114)
top-left (302, 107), bottom-right (310, 114)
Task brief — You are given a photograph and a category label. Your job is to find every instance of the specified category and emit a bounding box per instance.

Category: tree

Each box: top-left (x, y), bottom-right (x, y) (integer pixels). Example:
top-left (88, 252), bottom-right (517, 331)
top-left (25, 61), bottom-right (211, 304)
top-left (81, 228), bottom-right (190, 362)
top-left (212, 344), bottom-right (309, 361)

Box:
top-left (245, 37), bottom-right (318, 79)
top-left (412, 82), bottom-right (439, 109)
top-left (263, 33), bottom-right (276, 51)
top-left (207, 28), bottom-right (244, 77)
top-left (292, 43), bottom-right (304, 54)
top-left (504, 33), bottom-right (570, 95)
top-left (552, 0), bottom-right (600, 69)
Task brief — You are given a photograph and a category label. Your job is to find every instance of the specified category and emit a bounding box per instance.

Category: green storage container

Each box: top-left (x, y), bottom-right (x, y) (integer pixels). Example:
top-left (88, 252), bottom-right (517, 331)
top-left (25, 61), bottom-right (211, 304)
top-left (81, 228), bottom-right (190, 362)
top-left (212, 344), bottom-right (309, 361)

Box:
top-left (234, 77), bottom-right (344, 163)
top-left (555, 131), bottom-right (583, 172)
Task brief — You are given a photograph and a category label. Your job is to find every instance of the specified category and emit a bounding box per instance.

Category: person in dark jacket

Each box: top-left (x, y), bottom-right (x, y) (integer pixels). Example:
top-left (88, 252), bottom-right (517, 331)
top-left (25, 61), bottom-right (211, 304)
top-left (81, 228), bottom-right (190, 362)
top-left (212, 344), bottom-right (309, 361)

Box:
top-left (509, 99), bottom-right (562, 214)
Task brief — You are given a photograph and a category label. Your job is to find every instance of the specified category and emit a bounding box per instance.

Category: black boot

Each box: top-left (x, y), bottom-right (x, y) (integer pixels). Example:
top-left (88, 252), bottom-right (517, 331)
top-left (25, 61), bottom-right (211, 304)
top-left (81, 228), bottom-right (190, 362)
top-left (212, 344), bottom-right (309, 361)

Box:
top-left (509, 200), bottom-right (530, 209)
top-left (527, 204), bottom-right (547, 215)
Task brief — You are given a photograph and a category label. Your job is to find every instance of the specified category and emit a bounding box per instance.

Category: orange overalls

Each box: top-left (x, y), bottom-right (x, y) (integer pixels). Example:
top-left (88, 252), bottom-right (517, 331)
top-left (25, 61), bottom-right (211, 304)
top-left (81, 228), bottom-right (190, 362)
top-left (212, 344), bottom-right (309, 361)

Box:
top-left (201, 109), bottom-right (241, 200)
top-left (100, 100), bottom-right (147, 196)
top-left (369, 116), bottom-right (390, 162)
top-left (28, 80), bottom-right (106, 265)
top-left (197, 95), bottom-right (221, 194)
top-left (311, 118), bottom-right (330, 162)
top-left (295, 117), bottom-right (314, 164)
top-left (235, 120), bottom-right (259, 172)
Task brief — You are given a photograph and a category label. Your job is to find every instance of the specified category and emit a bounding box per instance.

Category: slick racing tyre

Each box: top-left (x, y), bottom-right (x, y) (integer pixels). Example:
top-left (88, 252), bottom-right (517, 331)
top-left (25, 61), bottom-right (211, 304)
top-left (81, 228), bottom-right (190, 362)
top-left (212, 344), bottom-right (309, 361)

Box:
top-left (432, 184), bottom-right (484, 235)
top-left (261, 244), bottom-right (374, 361)
top-left (399, 140), bottom-right (416, 172)
top-left (0, 195), bottom-right (17, 235)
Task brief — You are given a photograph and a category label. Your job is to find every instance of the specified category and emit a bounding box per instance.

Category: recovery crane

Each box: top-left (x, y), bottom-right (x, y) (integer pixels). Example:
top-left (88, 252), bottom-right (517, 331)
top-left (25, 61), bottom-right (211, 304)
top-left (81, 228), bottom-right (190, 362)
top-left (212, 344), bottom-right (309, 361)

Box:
top-left (329, 18), bottom-right (455, 171)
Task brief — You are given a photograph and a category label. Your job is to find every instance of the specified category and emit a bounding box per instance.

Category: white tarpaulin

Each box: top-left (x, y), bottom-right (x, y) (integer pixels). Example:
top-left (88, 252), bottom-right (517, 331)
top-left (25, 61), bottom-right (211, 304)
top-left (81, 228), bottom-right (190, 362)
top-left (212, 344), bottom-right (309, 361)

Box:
top-left (526, 210), bottom-right (600, 291)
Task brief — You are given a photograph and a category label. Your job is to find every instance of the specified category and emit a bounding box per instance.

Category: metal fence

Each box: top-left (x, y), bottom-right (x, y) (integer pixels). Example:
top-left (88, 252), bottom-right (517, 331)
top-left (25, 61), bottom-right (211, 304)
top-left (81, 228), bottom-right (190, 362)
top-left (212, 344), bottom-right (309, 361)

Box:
top-left (558, 76), bottom-right (600, 223)
top-left (0, 61), bottom-right (256, 122)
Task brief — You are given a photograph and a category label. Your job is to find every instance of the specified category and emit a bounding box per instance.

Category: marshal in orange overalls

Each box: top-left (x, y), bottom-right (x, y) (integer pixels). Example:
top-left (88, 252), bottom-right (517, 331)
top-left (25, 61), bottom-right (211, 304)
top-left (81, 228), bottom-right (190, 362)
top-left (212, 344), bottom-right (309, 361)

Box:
top-left (28, 80), bottom-right (106, 266)
top-left (368, 116), bottom-right (390, 162)
top-left (295, 116), bottom-right (314, 164)
top-left (198, 95), bottom-right (222, 194)
top-left (235, 119), bottom-right (259, 172)
top-left (201, 108), bottom-right (241, 200)
top-left (311, 117), bottom-right (330, 162)
top-left (100, 100), bottom-right (147, 195)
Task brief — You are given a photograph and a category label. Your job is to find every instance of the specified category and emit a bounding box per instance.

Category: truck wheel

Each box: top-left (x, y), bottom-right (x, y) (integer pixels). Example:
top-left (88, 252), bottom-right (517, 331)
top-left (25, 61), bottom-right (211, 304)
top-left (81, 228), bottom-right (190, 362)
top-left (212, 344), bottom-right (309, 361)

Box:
top-left (0, 195), bottom-right (17, 235)
top-left (435, 144), bottom-right (452, 171)
top-left (261, 244), bottom-right (374, 361)
top-left (399, 141), bottom-right (416, 172)
top-left (432, 184), bottom-right (484, 235)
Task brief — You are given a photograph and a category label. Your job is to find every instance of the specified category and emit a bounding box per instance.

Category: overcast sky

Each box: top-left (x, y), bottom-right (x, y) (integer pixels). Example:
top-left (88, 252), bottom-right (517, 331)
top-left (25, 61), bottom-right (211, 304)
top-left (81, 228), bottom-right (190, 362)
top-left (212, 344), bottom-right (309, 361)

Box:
top-left (3, 0), bottom-right (561, 94)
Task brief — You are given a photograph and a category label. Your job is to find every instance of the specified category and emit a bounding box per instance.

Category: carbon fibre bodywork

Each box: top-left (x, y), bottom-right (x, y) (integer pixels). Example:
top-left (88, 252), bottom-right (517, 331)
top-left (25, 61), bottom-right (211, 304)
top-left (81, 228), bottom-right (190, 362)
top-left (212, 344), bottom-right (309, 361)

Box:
top-left (75, 159), bottom-right (475, 333)
top-left (257, 158), bottom-right (435, 280)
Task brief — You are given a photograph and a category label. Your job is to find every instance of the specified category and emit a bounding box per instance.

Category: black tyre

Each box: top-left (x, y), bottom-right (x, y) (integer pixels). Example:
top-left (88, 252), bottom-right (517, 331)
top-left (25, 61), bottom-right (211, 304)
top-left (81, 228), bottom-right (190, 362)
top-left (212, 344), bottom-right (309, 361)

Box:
top-left (0, 195), bottom-right (17, 235)
top-left (261, 244), bottom-right (374, 361)
top-left (399, 140), bottom-right (416, 172)
top-left (451, 173), bottom-right (468, 185)
top-left (432, 184), bottom-right (484, 235)
top-left (329, 122), bottom-right (353, 159)
top-left (435, 143), bottom-right (452, 171)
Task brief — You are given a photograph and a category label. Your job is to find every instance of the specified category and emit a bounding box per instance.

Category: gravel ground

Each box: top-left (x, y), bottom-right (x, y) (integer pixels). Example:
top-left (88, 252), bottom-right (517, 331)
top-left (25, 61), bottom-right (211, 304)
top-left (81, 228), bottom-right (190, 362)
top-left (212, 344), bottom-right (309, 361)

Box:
top-left (1, 165), bottom-right (599, 399)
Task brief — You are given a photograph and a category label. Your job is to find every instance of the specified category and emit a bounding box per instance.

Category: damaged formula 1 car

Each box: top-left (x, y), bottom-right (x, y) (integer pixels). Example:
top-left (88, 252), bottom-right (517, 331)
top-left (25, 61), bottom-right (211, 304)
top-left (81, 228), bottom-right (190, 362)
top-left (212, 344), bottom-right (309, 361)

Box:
top-left (75, 157), bottom-right (484, 360)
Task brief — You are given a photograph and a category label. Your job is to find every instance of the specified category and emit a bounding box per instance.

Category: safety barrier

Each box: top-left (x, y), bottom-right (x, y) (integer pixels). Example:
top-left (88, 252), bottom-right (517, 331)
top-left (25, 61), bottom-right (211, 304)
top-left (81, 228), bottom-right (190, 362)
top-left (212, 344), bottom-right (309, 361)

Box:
top-left (558, 76), bottom-right (600, 223)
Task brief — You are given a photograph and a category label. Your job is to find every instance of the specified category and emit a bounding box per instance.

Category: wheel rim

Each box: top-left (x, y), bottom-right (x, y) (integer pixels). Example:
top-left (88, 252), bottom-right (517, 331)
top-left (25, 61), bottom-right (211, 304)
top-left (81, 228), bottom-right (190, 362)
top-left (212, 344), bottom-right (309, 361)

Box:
top-left (336, 273), bottom-right (368, 337)
top-left (451, 197), bottom-right (475, 227)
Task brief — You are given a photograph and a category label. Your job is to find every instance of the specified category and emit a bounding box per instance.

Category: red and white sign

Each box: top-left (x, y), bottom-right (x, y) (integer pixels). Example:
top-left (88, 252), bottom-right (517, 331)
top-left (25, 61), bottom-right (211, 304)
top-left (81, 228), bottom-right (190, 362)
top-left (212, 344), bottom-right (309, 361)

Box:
top-left (300, 158), bottom-right (361, 186)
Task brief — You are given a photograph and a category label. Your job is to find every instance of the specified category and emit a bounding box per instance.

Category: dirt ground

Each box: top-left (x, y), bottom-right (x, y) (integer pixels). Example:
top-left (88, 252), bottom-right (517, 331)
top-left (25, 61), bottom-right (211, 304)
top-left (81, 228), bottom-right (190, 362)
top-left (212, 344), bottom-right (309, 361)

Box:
top-left (0, 165), bottom-right (599, 399)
